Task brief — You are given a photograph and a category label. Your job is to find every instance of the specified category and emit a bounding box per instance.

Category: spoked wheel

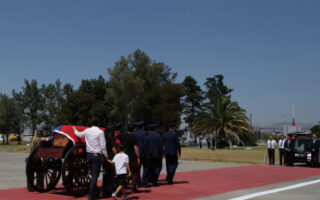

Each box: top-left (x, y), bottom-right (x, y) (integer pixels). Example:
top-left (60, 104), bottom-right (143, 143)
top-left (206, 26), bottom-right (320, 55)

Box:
top-left (62, 145), bottom-right (91, 197)
top-left (26, 147), bottom-right (62, 192)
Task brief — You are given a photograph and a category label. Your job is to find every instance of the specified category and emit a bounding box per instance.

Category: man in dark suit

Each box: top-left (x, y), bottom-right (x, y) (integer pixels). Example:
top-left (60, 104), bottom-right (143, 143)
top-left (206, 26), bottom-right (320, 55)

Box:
top-left (162, 123), bottom-right (181, 185)
top-left (311, 134), bottom-right (319, 167)
top-left (285, 135), bottom-right (295, 166)
top-left (133, 121), bottom-right (147, 187)
top-left (145, 123), bottom-right (163, 186)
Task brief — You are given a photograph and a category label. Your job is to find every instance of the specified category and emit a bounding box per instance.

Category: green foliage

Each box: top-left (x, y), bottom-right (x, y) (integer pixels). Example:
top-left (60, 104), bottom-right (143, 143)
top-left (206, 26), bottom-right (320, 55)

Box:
top-left (182, 76), bottom-right (204, 127)
top-left (107, 49), bottom-right (183, 131)
top-left (205, 74), bottom-right (233, 104)
top-left (310, 125), bottom-right (320, 137)
top-left (238, 131), bottom-right (258, 146)
top-left (0, 94), bottom-right (15, 144)
top-left (192, 75), bottom-right (252, 148)
top-left (21, 80), bottom-right (43, 135)
top-left (59, 76), bottom-right (110, 127)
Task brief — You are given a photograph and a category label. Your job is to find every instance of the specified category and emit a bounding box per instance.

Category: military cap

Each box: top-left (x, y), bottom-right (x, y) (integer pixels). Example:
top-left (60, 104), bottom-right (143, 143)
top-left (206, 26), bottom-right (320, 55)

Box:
top-left (114, 122), bottom-right (123, 129)
top-left (169, 122), bottom-right (176, 128)
top-left (134, 120), bottom-right (145, 126)
top-left (147, 123), bottom-right (158, 130)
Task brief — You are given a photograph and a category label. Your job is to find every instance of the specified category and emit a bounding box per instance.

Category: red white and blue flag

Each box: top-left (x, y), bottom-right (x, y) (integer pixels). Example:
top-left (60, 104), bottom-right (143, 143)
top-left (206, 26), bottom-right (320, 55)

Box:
top-left (292, 118), bottom-right (296, 126)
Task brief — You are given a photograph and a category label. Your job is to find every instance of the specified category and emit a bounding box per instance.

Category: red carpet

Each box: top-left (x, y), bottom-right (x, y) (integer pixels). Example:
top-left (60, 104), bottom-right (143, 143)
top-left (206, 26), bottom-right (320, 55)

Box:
top-left (1, 165), bottom-right (320, 200)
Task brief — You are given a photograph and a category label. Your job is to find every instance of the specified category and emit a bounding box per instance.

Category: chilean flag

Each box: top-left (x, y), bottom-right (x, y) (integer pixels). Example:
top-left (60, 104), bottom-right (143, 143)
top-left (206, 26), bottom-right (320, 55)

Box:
top-left (292, 118), bottom-right (296, 126)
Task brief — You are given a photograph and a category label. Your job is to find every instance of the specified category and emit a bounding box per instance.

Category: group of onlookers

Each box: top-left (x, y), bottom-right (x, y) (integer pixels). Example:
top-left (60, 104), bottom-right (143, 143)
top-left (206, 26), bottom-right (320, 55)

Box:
top-left (267, 134), bottom-right (319, 167)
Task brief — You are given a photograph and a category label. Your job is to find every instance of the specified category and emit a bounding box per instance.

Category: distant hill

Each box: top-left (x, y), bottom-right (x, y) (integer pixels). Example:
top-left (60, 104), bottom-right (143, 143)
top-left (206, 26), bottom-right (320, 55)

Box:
top-left (254, 122), bottom-right (314, 130)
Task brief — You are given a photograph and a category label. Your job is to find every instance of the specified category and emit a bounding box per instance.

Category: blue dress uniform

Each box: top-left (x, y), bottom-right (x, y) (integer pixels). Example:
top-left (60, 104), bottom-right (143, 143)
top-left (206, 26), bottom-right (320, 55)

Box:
top-left (133, 121), bottom-right (147, 186)
top-left (284, 137), bottom-right (295, 166)
top-left (311, 136), bottom-right (319, 167)
top-left (143, 123), bottom-right (163, 186)
top-left (162, 125), bottom-right (181, 185)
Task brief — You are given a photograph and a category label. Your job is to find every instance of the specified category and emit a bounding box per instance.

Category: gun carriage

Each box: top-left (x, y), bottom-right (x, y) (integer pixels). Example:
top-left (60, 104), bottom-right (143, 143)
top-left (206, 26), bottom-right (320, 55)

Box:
top-left (26, 125), bottom-right (105, 196)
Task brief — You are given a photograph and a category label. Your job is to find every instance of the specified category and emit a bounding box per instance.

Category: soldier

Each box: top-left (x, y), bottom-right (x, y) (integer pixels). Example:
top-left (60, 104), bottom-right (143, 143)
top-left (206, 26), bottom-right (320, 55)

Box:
top-left (311, 134), bottom-right (319, 168)
top-left (145, 123), bottom-right (163, 187)
top-left (133, 121), bottom-right (147, 187)
top-left (285, 135), bottom-right (295, 166)
top-left (162, 123), bottom-right (181, 185)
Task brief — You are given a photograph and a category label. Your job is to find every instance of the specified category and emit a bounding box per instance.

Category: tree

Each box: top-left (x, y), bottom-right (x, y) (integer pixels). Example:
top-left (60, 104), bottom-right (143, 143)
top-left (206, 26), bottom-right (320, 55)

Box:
top-left (311, 125), bottom-right (320, 137)
top-left (11, 90), bottom-right (25, 144)
top-left (0, 94), bottom-right (15, 144)
top-left (107, 56), bottom-right (144, 127)
top-left (107, 49), bottom-right (183, 130)
top-left (182, 76), bottom-right (204, 127)
top-left (192, 96), bottom-right (252, 149)
top-left (59, 76), bottom-right (111, 127)
top-left (205, 74), bottom-right (233, 104)
top-left (22, 80), bottom-right (43, 135)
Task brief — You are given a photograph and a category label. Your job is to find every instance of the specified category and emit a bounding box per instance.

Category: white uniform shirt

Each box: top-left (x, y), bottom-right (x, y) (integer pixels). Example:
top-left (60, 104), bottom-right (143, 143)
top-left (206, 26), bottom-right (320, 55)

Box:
top-left (74, 126), bottom-right (108, 158)
top-left (267, 139), bottom-right (277, 149)
top-left (112, 152), bottom-right (129, 175)
top-left (278, 139), bottom-right (286, 149)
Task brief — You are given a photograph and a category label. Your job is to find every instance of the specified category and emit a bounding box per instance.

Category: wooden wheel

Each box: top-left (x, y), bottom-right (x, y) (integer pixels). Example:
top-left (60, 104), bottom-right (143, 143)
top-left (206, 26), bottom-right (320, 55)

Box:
top-left (26, 147), bottom-right (62, 192)
top-left (62, 145), bottom-right (91, 197)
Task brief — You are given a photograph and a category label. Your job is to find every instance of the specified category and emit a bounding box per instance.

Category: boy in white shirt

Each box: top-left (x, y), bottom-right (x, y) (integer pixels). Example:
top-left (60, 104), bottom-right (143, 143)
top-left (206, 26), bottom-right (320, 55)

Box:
top-left (108, 144), bottom-right (131, 200)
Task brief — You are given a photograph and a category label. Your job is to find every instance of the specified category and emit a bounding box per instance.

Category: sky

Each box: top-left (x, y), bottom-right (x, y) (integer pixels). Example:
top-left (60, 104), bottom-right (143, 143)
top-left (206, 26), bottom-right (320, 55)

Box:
top-left (1, 0), bottom-right (320, 126)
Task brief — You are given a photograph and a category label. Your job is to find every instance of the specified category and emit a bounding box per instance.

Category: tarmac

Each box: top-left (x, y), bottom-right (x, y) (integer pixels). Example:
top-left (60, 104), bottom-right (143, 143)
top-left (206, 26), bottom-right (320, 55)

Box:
top-left (1, 151), bottom-right (320, 199)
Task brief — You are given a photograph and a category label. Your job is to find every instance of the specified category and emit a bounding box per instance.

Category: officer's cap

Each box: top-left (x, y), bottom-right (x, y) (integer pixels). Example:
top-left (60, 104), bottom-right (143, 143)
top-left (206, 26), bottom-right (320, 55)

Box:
top-left (114, 122), bottom-right (123, 129)
top-left (169, 122), bottom-right (176, 128)
top-left (147, 123), bottom-right (158, 130)
top-left (134, 120), bottom-right (145, 126)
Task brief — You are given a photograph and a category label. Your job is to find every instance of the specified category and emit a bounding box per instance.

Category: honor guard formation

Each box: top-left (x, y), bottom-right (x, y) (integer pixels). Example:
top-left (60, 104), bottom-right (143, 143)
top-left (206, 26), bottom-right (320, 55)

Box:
top-left (86, 121), bottom-right (181, 200)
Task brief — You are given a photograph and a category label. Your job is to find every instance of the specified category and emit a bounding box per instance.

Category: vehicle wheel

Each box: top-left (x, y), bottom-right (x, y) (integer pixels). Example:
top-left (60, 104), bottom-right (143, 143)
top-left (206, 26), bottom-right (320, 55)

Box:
top-left (26, 147), bottom-right (62, 192)
top-left (62, 145), bottom-right (91, 197)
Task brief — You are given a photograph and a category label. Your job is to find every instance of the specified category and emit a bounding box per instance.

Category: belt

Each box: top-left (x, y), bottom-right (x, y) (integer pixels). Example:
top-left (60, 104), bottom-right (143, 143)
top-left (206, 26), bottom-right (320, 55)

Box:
top-left (88, 152), bottom-right (101, 156)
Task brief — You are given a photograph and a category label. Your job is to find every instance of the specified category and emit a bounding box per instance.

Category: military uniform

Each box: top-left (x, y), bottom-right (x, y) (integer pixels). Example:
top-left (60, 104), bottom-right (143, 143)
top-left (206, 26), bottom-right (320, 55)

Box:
top-left (285, 137), bottom-right (295, 166)
top-left (133, 121), bottom-right (147, 187)
top-left (162, 125), bottom-right (181, 185)
top-left (311, 137), bottom-right (319, 167)
top-left (143, 124), bottom-right (163, 186)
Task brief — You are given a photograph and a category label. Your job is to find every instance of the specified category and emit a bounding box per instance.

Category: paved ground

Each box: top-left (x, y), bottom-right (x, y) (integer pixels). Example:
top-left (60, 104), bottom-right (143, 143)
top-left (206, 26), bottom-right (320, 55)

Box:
top-left (1, 152), bottom-right (320, 199)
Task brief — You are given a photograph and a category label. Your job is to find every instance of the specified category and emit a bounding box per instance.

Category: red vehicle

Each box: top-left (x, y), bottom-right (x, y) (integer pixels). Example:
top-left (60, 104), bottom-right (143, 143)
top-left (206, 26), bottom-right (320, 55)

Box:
top-left (26, 125), bottom-right (105, 196)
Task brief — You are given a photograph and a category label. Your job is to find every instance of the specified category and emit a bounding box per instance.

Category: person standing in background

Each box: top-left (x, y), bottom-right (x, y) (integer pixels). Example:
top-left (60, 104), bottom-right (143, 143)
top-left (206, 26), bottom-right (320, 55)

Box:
top-left (278, 135), bottom-right (286, 165)
top-left (311, 134), bottom-right (319, 168)
top-left (267, 135), bottom-right (277, 165)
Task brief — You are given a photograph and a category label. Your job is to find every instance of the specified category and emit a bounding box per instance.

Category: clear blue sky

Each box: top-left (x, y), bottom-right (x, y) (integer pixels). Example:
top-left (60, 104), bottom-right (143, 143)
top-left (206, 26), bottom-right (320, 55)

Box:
top-left (1, 0), bottom-right (320, 126)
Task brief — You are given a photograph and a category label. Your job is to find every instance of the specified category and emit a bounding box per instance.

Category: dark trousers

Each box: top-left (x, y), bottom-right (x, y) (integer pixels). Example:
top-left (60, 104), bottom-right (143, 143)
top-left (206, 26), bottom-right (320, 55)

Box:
top-left (129, 161), bottom-right (139, 189)
top-left (102, 158), bottom-right (115, 197)
top-left (165, 154), bottom-right (178, 184)
top-left (87, 153), bottom-right (102, 198)
top-left (149, 157), bottom-right (162, 185)
top-left (279, 148), bottom-right (285, 165)
top-left (311, 151), bottom-right (319, 167)
top-left (268, 149), bottom-right (275, 164)
top-left (137, 156), bottom-right (145, 186)
top-left (141, 157), bottom-right (151, 186)
top-left (286, 151), bottom-right (294, 166)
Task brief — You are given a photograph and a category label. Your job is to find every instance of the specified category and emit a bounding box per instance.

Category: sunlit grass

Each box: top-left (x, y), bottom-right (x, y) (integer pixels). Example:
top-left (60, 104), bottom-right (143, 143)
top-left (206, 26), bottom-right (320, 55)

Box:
top-left (181, 146), bottom-right (275, 164)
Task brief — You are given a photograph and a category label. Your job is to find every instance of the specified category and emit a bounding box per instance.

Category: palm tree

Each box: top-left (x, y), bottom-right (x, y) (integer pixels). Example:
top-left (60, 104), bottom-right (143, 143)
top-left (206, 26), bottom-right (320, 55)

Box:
top-left (191, 96), bottom-right (252, 149)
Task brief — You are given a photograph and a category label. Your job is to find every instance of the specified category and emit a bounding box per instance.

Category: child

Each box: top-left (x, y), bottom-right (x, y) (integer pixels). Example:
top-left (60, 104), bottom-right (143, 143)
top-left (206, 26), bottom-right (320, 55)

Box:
top-left (108, 144), bottom-right (131, 200)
